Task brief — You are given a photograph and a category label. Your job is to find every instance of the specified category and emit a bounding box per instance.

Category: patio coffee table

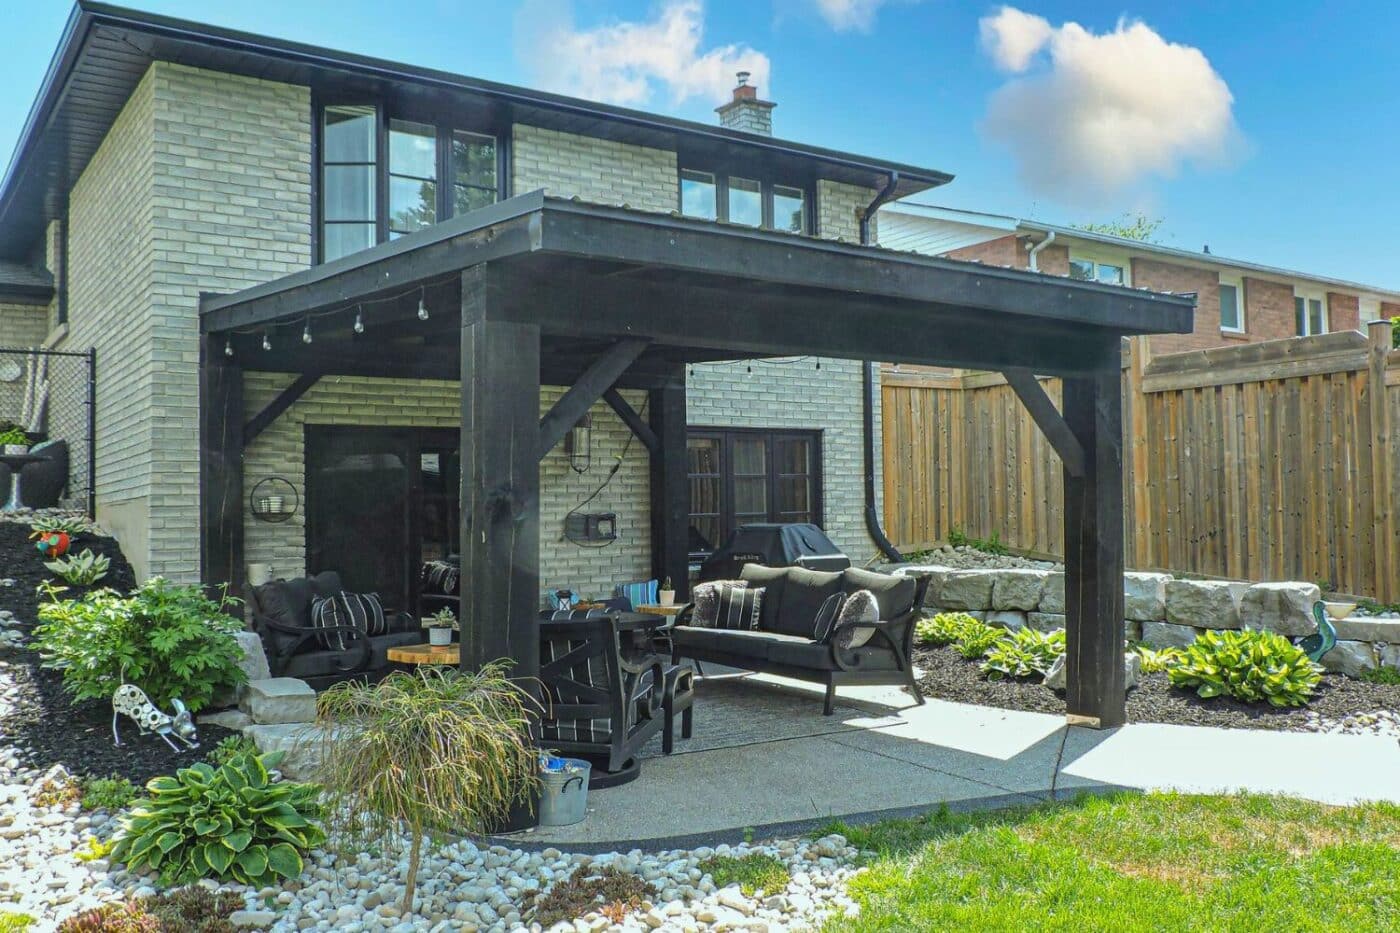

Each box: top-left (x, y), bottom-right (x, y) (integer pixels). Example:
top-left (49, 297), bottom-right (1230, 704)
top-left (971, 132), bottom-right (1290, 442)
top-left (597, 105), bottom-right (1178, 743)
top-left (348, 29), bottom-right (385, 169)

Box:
top-left (387, 643), bottom-right (458, 666)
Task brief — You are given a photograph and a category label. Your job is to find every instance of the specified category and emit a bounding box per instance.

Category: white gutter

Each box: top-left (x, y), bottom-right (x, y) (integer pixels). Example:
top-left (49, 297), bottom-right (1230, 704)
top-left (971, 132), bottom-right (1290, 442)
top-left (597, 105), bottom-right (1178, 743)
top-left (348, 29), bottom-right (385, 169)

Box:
top-left (1027, 230), bottom-right (1055, 272)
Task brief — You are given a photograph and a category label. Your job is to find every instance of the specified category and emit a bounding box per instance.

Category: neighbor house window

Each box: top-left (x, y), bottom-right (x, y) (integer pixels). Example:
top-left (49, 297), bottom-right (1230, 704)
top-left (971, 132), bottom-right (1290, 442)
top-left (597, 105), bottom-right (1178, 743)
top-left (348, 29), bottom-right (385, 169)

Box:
top-left (318, 103), bottom-right (501, 263)
top-left (686, 428), bottom-right (821, 554)
top-left (1068, 254), bottom-right (1127, 285)
top-left (1295, 292), bottom-right (1326, 335)
top-left (1218, 277), bottom-right (1244, 333)
top-left (678, 169), bottom-right (809, 233)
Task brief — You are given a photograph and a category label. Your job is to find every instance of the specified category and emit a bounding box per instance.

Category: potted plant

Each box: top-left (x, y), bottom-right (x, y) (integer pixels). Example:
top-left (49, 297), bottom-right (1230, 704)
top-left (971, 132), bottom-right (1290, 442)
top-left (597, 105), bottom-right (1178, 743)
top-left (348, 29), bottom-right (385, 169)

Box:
top-left (0, 427), bottom-right (30, 455)
top-left (422, 607), bottom-right (458, 648)
top-left (315, 664), bottom-right (540, 914)
top-left (658, 577), bottom-right (676, 607)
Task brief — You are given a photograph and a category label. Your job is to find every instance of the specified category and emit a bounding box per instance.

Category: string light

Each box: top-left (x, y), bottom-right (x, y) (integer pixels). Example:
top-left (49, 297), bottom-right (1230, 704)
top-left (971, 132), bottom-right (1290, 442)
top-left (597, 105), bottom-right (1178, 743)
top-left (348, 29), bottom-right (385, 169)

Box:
top-left (815, 360), bottom-right (821, 370)
top-left (353, 307), bottom-right (365, 334)
top-left (223, 339), bottom-right (233, 357)
top-left (302, 320), bottom-right (313, 344)
top-left (262, 332), bottom-right (272, 351)
top-left (417, 294), bottom-right (429, 321)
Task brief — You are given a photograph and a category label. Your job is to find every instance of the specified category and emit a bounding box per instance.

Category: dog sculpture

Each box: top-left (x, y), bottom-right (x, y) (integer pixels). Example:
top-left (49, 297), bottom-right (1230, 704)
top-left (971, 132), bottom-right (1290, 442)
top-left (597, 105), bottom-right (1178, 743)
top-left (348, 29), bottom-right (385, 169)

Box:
top-left (111, 684), bottom-right (199, 751)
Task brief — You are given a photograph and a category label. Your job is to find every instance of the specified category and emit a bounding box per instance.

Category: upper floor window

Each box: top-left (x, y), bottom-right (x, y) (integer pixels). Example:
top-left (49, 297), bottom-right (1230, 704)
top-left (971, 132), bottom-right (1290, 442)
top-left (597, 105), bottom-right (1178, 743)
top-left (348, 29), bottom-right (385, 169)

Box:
top-left (319, 103), bottom-right (501, 263)
top-left (1068, 253), bottom-right (1128, 286)
top-left (1218, 276), bottom-right (1244, 333)
top-left (678, 169), bottom-right (809, 234)
top-left (1295, 291), bottom-right (1326, 336)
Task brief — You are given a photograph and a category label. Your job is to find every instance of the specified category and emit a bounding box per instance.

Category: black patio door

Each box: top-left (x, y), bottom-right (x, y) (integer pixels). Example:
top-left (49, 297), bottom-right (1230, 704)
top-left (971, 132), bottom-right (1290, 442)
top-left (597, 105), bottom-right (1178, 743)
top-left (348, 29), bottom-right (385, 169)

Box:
top-left (305, 426), bottom-right (459, 613)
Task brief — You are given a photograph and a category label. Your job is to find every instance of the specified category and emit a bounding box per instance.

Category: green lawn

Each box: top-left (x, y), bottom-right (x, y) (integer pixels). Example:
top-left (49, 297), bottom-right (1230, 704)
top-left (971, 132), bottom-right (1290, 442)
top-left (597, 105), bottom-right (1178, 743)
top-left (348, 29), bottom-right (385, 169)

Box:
top-left (819, 792), bottom-right (1400, 932)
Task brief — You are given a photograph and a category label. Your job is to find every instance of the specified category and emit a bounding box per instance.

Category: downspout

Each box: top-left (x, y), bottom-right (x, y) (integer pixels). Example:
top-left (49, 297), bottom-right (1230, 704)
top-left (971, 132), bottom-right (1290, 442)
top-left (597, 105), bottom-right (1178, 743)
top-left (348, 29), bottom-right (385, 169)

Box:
top-left (1027, 230), bottom-right (1055, 272)
top-left (858, 173), bottom-right (905, 562)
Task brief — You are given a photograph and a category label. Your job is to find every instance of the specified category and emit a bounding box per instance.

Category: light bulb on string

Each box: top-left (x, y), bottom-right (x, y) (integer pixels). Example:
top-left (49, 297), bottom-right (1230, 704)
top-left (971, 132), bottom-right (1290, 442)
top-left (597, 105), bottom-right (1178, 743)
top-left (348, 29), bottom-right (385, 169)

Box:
top-left (417, 294), bottom-right (429, 321)
top-left (262, 332), bottom-right (272, 351)
top-left (302, 320), bottom-right (313, 344)
top-left (353, 308), bottom-right (365, 334)
top-left (223, 339), bottom-right (233, 357)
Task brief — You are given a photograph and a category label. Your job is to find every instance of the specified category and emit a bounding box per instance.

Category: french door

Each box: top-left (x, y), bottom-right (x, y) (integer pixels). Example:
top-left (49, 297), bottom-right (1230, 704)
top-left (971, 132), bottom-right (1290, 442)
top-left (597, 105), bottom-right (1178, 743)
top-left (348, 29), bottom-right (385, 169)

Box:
top-left (686, 428), bottom-right (822, 556)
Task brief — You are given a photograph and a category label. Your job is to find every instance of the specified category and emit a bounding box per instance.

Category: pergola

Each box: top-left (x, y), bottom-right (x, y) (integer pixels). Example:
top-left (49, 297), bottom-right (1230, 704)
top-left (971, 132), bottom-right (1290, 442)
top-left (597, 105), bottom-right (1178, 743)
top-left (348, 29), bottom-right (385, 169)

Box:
top-left (198, 191), bottom-right (1194, 728)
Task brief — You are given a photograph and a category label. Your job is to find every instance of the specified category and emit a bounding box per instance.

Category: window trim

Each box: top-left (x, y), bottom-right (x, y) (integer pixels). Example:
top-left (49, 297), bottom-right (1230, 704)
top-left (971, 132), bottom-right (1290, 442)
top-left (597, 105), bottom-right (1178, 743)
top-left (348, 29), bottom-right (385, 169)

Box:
top-left (1067, 249), bottom-right (1132, 287)
top-left (1218, 275), bottom-right (1245, 334)
top-left (686, 426), bottom-right (824, 554)
top-left (1294, 288), bottom-right (1328, 336)
top-left (676, 167), bottom-right (812, 234)
top-left (313, 96), bottom-right (507, 264)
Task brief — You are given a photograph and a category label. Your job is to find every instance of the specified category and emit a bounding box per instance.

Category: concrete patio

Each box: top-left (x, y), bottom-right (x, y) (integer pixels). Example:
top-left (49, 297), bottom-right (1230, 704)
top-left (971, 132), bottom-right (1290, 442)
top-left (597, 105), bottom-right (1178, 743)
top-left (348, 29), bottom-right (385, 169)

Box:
top-left (512, 669), bottom-right (1400, 850)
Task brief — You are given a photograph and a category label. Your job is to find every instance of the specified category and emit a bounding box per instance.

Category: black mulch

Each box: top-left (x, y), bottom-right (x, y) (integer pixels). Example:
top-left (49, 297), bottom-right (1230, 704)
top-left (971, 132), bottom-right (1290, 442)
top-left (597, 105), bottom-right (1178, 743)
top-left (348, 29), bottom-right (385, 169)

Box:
top-left (913, 645), bottom-right (1400, 732)
top-left (0, 520), bottom-right (236, 784)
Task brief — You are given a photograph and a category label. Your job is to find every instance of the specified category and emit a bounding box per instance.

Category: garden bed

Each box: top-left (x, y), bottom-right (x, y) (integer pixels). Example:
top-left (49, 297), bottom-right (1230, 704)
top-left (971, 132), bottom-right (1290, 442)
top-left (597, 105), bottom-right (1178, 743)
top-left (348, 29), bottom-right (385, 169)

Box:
top-left (913, 644), bottom-right (1400, 734)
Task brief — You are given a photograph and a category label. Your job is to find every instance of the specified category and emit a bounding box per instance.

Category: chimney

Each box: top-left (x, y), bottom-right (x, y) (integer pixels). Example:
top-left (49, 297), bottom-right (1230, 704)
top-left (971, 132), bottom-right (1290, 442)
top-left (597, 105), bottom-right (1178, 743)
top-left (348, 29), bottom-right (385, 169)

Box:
top-left (716, 71), bottom-right (775, 136)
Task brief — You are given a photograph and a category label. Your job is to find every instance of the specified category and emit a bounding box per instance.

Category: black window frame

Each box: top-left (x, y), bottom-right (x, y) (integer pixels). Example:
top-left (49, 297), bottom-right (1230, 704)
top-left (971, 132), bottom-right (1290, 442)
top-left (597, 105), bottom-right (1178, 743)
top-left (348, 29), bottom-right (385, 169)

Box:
top-left (312, 95), bottom-right (509, 265)
top-left (686, 426), bottom-right (823, 554)
top-left (676, 167), bottom-right (813, 234)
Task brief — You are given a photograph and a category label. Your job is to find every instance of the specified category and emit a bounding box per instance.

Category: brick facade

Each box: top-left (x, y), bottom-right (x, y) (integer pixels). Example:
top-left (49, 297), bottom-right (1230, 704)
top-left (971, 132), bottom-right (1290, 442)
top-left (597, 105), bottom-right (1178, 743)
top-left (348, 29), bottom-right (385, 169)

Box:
top-left (1129, 258), bottom-right (1225, 355)
top-left (511, 124), bottom-right (677, 212)
top-left (1243, 277), bottom-right (1298, 343)
top-left (1327, 292), bottom-right (1360, 333)
top-left (0, 304), bottom-right (48, 349)
top-left (943, 234), bottom-right (1022, 268)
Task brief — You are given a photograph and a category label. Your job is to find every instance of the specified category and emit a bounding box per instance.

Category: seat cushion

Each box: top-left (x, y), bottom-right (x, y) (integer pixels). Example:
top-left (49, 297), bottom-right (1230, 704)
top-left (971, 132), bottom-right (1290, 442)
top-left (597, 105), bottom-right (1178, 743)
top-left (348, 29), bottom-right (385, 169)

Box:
top-left (255, 577), bottom-right (317, 631)
top-left (672, 626), bottom-right (794, 661)
top-left (841, 568), bottom-right (917, 621)
top-left (766, 637), bottom-right (902, 672)
top-left (766, 568), bottom-right (843, 638)
top-left (739, 565), bottom-right (788, 631)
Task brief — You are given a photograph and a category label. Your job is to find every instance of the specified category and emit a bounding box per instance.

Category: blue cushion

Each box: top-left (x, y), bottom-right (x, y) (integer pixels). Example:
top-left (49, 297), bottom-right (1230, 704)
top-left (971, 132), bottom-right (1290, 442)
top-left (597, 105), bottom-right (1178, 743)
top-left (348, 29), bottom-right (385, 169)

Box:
top-left (615, 579), bottom-right (659, 608)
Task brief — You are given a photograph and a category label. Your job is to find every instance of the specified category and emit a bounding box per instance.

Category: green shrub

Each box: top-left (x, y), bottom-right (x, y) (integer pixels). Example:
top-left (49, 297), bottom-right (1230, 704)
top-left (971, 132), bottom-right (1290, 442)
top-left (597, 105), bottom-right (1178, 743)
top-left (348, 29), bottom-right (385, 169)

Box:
top-left (953, 622), bottom-right (1006, 660)
top-left (80, 775), bottom-right (136, 811)
top-left (204, 735), bottom-right (256, 769)
top-left (1168, 629), bottom-right (1321, 707)
top-left (947, 528), bottom-right (1009, 556)
top-left (1359, 665), bottom-right (1400, 685)
top-left (697, 853), bottom-right (791, 896)
top-left (109, 750), bottom-right (324, 887)
top-left (44, 549), bottom-right (110, 585)
top-left (915, 612), bottom-right (984, 647)
top-left (1133, 644), bottom-right (1184, 674)
top-left (33, 578), bottom-right (246, 712)
top-left (981, 628), bottom-right (1065, 680)
top-left (0, 428), bottom-right (30, 448)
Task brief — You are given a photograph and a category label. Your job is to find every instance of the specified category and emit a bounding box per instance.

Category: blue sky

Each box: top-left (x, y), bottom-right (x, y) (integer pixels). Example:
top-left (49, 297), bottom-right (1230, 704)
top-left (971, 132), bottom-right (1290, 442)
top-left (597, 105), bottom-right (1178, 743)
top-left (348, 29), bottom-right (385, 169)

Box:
top-left (3, 1), bottom-right (1398, 287)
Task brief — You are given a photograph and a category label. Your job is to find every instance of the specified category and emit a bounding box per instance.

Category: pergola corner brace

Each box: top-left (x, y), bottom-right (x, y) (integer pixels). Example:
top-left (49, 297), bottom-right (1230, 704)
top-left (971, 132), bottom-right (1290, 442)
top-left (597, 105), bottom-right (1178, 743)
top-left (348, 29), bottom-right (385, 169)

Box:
top-left (1001, 367), bottom-right (1087, 478)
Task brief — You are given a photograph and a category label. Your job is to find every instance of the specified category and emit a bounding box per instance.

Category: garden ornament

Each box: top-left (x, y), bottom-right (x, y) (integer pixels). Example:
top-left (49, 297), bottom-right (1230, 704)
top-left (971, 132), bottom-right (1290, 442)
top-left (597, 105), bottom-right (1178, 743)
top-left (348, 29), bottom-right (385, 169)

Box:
top-left (1297, 602), bottom-right (1338, 663)
top-left (111, 683), bottom-right (200, 751)
top-left (33, 531), bottom-right (70, 559)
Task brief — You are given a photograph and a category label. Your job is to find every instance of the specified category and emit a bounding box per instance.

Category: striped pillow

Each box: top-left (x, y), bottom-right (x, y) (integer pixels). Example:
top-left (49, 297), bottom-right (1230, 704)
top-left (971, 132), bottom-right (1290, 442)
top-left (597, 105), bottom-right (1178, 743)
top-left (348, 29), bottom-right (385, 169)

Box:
top-left (714, 584), bottom-right (765, 631)
top-left (690, 580), bottom-right (746, 628)
top-left (812, 592), bottom-right (848, 643)
top-left (310, 592), bottom-right (387, 650)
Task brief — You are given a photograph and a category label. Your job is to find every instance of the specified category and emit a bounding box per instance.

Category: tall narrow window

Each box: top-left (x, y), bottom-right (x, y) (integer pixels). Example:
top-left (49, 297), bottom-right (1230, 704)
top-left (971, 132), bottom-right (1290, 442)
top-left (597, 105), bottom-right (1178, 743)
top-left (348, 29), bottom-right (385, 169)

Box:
top-left (1219, 280), bottom-right (1244, 332)
top-left (388, 120), bottom-right (437, 237)
top-left (1295, 295), bottom-right (1326, 335)
top-left (321, 105), bottom-right (377, 261)
top-left (772, 185), bottom-right (806, 234)
top-left (452, 131), bottom-right (497, 215)
top-left (680, 170), bottom-right (718, 221)
top-left (728, 177), bottom-right (763, 227)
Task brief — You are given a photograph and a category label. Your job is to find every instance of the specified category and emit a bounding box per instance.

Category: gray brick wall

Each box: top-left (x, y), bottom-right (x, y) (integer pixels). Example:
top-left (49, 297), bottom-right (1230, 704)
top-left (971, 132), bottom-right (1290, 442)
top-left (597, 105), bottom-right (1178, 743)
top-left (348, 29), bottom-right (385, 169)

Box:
top-left (0, 305), bottom-right (50, 421)
top-left (243, 373), bottom-right (651, 601)
top-left (512, 124), bottom-right (677, 212)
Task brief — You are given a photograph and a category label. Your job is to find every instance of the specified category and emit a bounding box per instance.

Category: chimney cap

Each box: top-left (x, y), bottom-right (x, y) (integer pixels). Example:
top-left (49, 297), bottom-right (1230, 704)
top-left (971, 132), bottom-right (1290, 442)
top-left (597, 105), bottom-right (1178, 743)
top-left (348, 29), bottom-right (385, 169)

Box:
top-left (736, 71), bottom-right (750, 86)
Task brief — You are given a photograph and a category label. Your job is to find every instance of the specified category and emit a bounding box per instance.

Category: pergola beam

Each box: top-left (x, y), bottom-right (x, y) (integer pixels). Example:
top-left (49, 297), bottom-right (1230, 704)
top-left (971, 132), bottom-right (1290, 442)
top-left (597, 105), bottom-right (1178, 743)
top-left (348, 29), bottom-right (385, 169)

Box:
top-left (243, 373), bottom-right (320, 445)
top-left (1001, 367), bottom-right (1087, 478)
top-left (537, 338), bottom-right (648, 460)
top-left (603, 388), bottom-right (659, 453)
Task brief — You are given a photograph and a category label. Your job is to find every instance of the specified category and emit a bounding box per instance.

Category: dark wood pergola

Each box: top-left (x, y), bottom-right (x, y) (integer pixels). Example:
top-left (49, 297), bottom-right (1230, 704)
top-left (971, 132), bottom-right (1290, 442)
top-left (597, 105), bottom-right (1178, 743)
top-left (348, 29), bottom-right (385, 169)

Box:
top-left (197, 191), bottom-right (1194, 728)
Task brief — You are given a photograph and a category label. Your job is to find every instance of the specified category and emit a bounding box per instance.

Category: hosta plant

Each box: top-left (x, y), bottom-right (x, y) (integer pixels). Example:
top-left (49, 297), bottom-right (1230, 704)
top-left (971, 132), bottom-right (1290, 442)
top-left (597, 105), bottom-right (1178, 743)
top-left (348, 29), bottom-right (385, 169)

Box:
top-left (1168, 628), bottom-right (1322, 707)
top-left (110, 750), bottom-right (324, 887)
top-left (981, 628), bottom-right (1065, 680)
top-left (44, 549), bottom-right (110, 585)
top-left (33, 577), bottom-right (246, 712)
top-left (30, 515), bottom-right (92, 538)
top-left (915, 612), bottom-right (985, 647)
top-left (1133, 644), bottom-right (1184, 674)
top-left (952, 621), bottom-right (1006, 660)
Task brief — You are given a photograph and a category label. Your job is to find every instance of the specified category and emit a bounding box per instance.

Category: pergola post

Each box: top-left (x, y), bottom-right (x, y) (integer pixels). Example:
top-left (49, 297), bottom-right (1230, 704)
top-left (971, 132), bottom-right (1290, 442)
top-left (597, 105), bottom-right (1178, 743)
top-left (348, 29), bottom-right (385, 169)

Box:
top-left (649, 365), bottom-right (689, 600)
top-left (199, 333), bottom-right (245, 602)
top-left (1062, 364), bottom-right (1126, 728)
top-left (460, 265), bottom-right (541, 677)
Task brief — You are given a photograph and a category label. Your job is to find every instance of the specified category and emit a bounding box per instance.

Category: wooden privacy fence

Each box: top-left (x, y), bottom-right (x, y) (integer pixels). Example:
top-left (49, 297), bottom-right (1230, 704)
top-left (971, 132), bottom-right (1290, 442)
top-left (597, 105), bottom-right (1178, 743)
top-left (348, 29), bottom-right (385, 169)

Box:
top-left (882, 321), bottom-right (1400, 602)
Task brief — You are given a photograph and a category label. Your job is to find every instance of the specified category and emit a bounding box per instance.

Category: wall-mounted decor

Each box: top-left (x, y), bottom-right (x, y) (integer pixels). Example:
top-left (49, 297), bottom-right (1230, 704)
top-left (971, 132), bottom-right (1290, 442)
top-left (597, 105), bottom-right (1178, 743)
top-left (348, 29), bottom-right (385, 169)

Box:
top-left (250, 475), bottom-right (298, 523)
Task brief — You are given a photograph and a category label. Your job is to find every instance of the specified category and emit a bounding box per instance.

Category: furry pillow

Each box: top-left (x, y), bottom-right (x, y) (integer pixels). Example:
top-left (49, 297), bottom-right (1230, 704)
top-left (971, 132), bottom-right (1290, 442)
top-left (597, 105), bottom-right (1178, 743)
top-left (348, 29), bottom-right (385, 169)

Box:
top-left (832, 589), bottom-right (880, 650)
top-left (690, 579), bottom-right (746, 628)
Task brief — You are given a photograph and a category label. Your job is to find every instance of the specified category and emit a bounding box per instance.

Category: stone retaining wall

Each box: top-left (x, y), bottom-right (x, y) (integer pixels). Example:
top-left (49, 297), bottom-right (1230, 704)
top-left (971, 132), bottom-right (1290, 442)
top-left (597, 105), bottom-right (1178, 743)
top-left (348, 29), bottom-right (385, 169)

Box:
top-left (903, 566), bottom-right (1399, 676)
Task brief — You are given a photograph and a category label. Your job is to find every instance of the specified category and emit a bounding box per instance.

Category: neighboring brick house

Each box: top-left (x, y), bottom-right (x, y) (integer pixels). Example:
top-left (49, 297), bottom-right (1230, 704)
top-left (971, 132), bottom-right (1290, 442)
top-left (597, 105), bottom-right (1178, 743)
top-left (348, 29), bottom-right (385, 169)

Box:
top-left (879, 203), bottom-right (1400, 357)
top-left (0, 3), bottom-right (955, 599)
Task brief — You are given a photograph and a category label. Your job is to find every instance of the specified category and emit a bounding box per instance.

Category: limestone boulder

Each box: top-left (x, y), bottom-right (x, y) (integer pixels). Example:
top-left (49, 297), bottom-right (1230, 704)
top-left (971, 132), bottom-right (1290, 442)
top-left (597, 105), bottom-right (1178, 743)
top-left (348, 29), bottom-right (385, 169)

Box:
top-left (240, 677), bottom-right (317, 725)
top-left (242, 723), bottom-right (331, 782)
top-left (1380, 644), bottom-right (1400, 669)
top-left (1165, 580), bottom-right (1241, 629)
top-left (1237, 582), bottom-right (1321, 637)
top-left (934, 570), bottom-right (996, 611)
top-left (210, 631), bottom-right (272, 709)
top-left (1333, 616), bottom-right (1400, 643)
top-left (1027, 612), bottom-right (1065, 633)
top-left (1320, 640), bottom-right (1377, 678)
top-left (983, 611), bottom-right (1027, 632)
top-left (991, 570), bottom-right (1047, 611)
top-left (1141, 620), bottom-right (1200, 650)
top-left (1123, 573), bottom-right (1170, 622)
top-left (1043, 652), bottom-right (1140, 691)
top-left (1038, 573), bottom-right (1065, 614)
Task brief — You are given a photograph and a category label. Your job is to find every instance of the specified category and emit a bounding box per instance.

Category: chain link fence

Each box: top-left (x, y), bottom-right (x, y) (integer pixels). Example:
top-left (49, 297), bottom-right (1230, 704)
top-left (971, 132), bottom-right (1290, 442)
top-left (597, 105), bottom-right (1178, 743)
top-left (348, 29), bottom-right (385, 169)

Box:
top-left (0, 346), bottom-right (95, 515)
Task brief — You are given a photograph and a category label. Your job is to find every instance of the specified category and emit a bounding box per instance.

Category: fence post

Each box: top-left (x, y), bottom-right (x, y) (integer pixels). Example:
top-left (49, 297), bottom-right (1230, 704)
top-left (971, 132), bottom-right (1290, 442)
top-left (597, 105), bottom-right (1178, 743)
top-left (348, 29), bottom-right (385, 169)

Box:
top-left (1126, 337), bottom-right (1150, 569)
top-left (1368, 319), bottom-right (1396, 603)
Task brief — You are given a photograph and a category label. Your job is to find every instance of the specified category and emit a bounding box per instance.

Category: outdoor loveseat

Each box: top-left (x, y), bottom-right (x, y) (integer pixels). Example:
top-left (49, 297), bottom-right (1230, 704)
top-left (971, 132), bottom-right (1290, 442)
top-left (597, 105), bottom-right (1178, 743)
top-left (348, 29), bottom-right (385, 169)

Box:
top-left (248, 571), bottom-right (422, 686)
top-left (670, 565), bottom-right (930, 715)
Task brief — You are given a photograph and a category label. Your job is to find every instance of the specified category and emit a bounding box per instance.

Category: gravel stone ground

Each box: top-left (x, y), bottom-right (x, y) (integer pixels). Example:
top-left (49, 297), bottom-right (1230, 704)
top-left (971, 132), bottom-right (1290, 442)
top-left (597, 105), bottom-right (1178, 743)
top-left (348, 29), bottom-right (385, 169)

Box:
top-left (884, 545), bottom-right (1060, 572)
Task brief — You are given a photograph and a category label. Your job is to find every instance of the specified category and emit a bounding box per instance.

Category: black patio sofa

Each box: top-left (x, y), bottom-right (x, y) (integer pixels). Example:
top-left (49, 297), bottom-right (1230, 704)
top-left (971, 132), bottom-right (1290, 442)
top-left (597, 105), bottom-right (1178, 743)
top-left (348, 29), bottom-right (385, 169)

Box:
top-left (247, 571), bottom-right (422, 687)
top-left (670, 565), bottom-right (930, 715)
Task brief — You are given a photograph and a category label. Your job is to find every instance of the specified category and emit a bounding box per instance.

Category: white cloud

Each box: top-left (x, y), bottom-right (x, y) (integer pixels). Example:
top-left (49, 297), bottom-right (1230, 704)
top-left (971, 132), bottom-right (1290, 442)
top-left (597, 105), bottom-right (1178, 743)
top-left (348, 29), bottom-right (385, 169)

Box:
top-left (979, 7), bottom-right (1241, 205)
top-left (516, 0), bottom-right (770, 108)
top-left (812, 0), bottom-right (886, 31)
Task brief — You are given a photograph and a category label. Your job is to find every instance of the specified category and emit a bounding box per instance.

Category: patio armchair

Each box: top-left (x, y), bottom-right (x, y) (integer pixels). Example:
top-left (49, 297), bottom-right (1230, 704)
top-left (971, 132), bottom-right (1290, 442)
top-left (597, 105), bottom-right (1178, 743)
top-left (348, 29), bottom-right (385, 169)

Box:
top-left (247, 571), bottom-right (422, 687)
top-left (537, 614), bottom-right (669, 783)
top-left (670, 565), bottom-right (931, 715)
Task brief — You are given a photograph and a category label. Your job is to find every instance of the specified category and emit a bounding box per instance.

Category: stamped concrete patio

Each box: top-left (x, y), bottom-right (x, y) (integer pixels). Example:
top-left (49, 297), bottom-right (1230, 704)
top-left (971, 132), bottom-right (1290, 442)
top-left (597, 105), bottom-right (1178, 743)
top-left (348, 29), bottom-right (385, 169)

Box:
top-left (513, 668), bottom-right (1400, 849)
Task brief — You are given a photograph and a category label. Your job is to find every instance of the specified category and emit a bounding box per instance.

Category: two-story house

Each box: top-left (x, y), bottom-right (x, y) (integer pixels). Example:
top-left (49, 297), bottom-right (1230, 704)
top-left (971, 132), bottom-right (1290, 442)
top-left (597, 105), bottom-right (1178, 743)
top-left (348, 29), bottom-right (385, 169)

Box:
top-left (879, 203), bottom-right (1400, 357)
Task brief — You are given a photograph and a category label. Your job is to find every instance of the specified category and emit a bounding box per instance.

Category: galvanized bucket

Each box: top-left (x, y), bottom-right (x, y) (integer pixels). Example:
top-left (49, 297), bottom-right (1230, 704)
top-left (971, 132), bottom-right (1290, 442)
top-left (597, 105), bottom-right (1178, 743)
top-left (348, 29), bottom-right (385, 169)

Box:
top-left (538, 758), bottom-right (591, 826)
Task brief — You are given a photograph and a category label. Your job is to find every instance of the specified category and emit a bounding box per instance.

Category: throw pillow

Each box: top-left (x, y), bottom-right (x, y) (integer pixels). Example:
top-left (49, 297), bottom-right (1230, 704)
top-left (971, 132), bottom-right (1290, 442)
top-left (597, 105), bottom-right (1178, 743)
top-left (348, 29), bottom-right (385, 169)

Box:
top-left (832, 589), bottom-right (880, 650)
top-left (811, 591), bottom-right (848, 644)
top-left (311, 592), bottom-right (387, 650)
top-left (713, 583), bottom-right (765, 631)
top-left (690, 580), bottom-right (746, 628)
